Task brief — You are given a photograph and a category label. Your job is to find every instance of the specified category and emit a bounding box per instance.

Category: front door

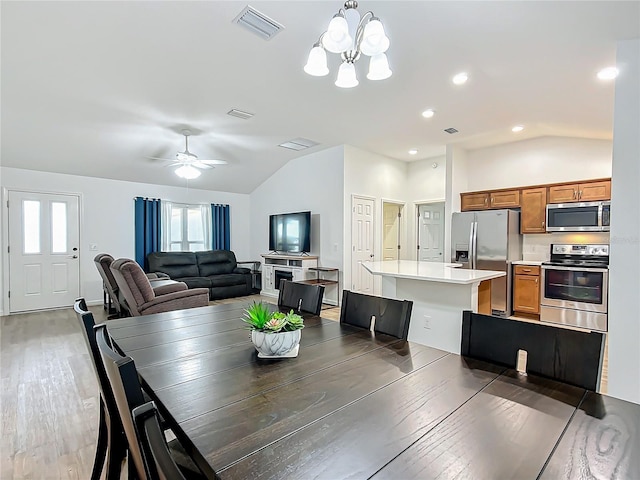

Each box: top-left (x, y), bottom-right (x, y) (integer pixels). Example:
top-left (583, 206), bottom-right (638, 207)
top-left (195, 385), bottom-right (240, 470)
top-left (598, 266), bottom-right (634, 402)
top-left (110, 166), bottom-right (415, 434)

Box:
top-left (417, 202), bottom-right (445, 261)
top-left (8, 191), bottom-right (80, 312)
top-left (351, 196), bottom-right (375, 294)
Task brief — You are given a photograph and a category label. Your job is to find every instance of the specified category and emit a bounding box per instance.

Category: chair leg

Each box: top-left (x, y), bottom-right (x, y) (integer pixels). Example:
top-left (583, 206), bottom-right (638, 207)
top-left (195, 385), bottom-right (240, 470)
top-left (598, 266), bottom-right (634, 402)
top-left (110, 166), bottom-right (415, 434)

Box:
top-left (105, 416), bottom-right (127, 480)
top-left (90, 400), bottom-right (108, 480)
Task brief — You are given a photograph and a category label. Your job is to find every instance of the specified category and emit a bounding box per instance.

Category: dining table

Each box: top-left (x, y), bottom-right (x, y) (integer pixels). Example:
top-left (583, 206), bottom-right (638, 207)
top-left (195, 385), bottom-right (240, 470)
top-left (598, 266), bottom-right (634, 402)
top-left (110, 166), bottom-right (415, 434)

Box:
top-left (106, 301), bottom-right (640, 479)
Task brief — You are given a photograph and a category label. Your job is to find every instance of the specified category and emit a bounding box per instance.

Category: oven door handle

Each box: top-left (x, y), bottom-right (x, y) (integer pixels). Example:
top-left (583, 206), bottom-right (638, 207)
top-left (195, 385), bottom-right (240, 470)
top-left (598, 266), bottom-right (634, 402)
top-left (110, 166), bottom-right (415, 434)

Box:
top-left (541, 265), bottom-right (609, 273)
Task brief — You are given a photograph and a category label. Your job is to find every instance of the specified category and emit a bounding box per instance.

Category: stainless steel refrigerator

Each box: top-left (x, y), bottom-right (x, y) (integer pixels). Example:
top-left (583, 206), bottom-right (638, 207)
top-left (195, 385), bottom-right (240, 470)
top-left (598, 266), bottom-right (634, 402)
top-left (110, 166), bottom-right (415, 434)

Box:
top-left (451, 209), bottom-right (522, 317)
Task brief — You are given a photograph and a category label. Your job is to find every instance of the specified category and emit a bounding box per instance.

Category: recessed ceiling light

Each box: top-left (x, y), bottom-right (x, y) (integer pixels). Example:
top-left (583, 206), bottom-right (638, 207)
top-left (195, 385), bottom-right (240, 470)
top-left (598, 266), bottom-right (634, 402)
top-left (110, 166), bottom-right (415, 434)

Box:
top-left (421, 109), bottom-right (435, 118)
top-left (408, 149), bottom-right (418, 155)
top-left (597, 67), bottom-right (619, 80)
top-left (452, 72), bottom-right (469, 85)
top-left (511, 125), bottom-right (524, 133)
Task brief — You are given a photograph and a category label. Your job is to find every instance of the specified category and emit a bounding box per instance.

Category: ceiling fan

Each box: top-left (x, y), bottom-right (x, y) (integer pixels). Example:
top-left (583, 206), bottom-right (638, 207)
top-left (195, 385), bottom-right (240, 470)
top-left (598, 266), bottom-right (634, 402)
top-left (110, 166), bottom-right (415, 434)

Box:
top-left (148, 130), bottom-right (228, 179)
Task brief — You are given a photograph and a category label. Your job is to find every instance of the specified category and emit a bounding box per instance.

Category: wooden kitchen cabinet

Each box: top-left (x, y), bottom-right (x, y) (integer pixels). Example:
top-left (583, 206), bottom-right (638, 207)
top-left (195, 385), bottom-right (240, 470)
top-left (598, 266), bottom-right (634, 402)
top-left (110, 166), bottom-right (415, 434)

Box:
top-left (548, 180), bottom-right (611, 203)
top-left (461, 192), bottom-right (489, 211)
top-left (490, 190), bottom-right (520, 208)
top-left (520, 187), bottom-right (547, 234)
top-left (513, 265), bottom-right (540, 316)
top-left (461, 190), bottom-right (520, 211)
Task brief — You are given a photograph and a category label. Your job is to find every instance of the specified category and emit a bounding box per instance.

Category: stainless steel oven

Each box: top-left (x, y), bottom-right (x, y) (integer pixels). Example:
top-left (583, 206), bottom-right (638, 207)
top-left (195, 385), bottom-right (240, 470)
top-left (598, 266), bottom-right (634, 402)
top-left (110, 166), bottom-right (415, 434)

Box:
top-left (540, 244), bottom-right (609, 331)
top-left (546, 201), bottom-right (610, 232)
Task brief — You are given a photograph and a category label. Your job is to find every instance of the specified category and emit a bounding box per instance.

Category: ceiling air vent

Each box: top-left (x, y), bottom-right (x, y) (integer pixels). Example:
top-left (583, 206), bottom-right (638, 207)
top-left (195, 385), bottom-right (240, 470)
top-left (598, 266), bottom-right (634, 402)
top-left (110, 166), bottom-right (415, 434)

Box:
top-left (278, 138), bottom-right (319, 151)
top-left (444, 127), bottom-right (459, 134)
top-left (227, 109), bottom-right (254, 120)
top-left (233, 6), bottom-right (284, 40)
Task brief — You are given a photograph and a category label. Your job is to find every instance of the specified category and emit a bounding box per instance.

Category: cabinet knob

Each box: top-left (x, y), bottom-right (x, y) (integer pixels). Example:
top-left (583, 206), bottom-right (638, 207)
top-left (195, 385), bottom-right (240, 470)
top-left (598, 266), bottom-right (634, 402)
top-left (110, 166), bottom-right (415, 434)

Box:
top-left (579, 190), bottom-right (583, 199)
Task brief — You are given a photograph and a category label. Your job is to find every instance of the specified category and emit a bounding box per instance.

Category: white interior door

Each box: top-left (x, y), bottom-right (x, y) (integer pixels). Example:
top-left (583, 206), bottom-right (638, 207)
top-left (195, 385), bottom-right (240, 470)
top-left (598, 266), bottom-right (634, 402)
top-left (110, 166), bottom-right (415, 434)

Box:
top-left (351, 196), bottom-right (375, 294)
top-left (8, 191), bottom-right (80, 312)
top-left (417, 202), bottom-right (445, 262)
top-left (382, 202), bottom-right (401, 261)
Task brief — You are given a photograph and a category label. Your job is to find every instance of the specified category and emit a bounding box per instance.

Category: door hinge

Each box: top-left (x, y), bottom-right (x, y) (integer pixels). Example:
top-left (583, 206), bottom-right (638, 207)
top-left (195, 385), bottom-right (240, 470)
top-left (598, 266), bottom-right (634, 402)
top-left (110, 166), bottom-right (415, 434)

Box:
top-left (7, 245), bottom-right (9, 253)
top-left (7, 291), bottom-right (10, 298)
top-left (6, 200), bottom-right (8, 208)
top-left (398, 212), bottom-right (401, 218)
top-left (397, 245), bottom-right (401, 250)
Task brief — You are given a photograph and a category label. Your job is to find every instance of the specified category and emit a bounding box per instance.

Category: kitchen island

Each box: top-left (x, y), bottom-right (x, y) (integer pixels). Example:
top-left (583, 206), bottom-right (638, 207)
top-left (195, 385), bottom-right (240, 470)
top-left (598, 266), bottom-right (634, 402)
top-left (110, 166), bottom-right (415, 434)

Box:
top-left (363, 260), bottom-right (505, 354)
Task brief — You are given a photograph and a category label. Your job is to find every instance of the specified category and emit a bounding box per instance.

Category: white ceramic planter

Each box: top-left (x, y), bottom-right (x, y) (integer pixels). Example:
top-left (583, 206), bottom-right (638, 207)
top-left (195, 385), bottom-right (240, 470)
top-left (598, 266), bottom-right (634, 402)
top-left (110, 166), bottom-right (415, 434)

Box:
top-left (251, 330), bottom-right (301, 356)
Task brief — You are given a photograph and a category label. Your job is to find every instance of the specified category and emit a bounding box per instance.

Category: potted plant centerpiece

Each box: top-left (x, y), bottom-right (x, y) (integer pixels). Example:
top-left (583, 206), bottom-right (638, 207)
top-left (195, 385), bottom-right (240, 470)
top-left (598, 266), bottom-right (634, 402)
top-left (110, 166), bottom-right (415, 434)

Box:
top-left (243, 302), bottom-right (304, 358)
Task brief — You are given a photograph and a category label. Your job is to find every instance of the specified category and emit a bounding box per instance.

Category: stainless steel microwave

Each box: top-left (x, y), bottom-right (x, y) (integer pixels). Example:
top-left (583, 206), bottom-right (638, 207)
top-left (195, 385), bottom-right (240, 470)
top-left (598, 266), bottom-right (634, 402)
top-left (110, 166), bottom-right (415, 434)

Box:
top-left (546, 201), bottom-right (610, 232)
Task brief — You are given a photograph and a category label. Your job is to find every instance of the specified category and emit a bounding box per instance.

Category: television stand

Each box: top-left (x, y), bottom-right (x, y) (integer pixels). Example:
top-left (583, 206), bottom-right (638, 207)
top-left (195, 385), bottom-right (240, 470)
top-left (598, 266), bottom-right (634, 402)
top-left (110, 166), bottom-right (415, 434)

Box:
top-left (260, 254), bottom-right (318, 297)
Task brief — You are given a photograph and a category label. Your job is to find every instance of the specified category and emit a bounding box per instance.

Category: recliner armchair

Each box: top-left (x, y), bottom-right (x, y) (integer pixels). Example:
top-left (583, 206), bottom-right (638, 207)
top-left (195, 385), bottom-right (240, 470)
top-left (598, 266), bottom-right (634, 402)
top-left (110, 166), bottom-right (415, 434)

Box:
top-left (110, 258), bottom-right (209, 316)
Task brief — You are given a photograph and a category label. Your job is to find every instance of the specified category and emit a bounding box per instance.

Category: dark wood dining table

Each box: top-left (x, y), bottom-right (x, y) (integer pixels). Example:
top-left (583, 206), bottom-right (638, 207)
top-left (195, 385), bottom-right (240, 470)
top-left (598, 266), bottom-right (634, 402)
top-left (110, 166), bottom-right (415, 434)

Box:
top-left (106, 302), bottom-right (640, 479)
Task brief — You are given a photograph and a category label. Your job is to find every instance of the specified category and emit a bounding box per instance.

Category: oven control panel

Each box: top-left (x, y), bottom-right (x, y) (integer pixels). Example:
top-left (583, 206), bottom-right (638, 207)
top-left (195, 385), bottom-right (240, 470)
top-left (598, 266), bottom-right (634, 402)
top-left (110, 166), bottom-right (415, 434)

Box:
top-left (551, 244), bottom-right (609, 256)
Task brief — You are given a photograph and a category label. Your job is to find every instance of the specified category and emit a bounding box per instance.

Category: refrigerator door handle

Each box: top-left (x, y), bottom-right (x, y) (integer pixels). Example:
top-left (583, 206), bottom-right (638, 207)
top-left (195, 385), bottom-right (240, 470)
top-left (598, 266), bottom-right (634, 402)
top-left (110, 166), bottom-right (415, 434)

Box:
top-left (471, 221), bottom-right (478, 269)
top-left (468, 222), bottom-right (475, 269)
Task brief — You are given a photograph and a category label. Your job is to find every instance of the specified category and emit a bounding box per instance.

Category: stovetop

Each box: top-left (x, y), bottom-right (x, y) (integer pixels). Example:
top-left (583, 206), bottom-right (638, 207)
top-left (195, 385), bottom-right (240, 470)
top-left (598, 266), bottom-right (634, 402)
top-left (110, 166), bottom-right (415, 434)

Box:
top-left (545, 243), bottom-right (609, 268)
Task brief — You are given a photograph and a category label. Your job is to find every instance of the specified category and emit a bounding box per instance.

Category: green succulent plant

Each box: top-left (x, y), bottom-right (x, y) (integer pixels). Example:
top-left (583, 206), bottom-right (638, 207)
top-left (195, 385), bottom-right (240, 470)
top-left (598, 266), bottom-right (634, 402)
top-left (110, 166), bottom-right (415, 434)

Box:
top-left (242, 302), bottom-right (304, 333)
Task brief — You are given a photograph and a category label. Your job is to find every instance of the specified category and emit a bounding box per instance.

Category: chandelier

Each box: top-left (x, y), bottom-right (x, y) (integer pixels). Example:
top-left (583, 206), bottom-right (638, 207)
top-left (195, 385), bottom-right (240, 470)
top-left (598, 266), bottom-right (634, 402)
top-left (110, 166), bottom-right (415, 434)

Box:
top-left (304, 1), bottom-right (391, 88)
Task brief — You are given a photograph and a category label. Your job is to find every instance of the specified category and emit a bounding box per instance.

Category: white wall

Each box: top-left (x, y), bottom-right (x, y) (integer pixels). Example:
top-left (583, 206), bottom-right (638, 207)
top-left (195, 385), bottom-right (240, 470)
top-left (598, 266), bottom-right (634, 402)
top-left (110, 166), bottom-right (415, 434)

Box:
top-left (249, 146), bottom-right (345, 303)
top-left (608, 39), bottom-right (640, 404)
top-left (465, 136), bottom-right (612, 191)
top-left (343, 145), bottom-right (409, 293)
top-left (0, 167), bottom-right (250, 313)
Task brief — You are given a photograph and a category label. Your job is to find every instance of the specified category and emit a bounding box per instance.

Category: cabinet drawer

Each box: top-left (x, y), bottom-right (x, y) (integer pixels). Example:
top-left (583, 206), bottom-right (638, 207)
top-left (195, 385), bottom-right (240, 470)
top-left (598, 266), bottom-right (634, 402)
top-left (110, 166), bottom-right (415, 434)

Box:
top-left (514, 265), bottom-right (540, 276)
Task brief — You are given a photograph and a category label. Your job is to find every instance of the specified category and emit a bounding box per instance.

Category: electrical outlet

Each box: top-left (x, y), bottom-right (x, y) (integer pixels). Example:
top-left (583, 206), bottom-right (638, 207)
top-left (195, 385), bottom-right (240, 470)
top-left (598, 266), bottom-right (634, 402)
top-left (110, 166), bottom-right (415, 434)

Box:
top-left (423, 315), bottom-right (431, 329)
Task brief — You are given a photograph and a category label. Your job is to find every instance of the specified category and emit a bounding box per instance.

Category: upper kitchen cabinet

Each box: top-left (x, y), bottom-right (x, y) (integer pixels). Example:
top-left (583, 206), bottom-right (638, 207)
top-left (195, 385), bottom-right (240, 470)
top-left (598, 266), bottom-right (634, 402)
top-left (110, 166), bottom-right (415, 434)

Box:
top-left (548, 180), bottom-right (611, 203)
top-left (520, 187), bottom-right (547, 234)
top-left (461, 190), bottom-right (520, 211)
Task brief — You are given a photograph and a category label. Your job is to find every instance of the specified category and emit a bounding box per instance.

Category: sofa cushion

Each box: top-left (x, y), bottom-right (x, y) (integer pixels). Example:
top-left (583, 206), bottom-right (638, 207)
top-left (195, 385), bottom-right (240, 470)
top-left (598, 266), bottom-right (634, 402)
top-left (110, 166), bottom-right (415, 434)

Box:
top-left (175, 277), bottom-right (212, 289)
top-left (196, 250), bottom-right (237, 276)
top-left (148, 252), bottom-right (199, 278)
top-left (208, 273), bottom-right (248, 288)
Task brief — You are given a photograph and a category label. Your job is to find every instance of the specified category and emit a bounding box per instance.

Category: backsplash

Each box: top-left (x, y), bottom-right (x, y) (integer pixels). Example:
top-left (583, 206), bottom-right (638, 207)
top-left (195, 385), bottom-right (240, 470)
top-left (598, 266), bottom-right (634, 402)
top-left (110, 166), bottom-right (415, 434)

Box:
top-left (522, 232), bottom-right (610, 261)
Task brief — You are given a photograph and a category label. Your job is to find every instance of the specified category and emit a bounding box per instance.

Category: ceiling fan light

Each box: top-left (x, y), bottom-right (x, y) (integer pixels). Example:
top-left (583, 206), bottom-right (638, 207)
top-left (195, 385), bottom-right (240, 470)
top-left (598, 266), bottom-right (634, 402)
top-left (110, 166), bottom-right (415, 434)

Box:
top-left (335, 61), bottom-right (359, 88)
top-left (367, 53), bottom-right (392, 81)
top-left (322, 14), bottom-right (352, 53)
top-left (304, 45), bottom-right (329, 76)
top-left (175, 165), bottom-right (201, 180)
top-left (360, 18), bottom-right (389, 56)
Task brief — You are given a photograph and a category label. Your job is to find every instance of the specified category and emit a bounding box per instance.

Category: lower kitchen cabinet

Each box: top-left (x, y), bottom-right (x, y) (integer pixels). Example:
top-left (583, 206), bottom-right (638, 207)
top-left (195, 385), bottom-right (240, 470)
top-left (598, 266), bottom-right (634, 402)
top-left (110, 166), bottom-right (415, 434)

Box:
top-left (513, 265), bottom-right (541, 316)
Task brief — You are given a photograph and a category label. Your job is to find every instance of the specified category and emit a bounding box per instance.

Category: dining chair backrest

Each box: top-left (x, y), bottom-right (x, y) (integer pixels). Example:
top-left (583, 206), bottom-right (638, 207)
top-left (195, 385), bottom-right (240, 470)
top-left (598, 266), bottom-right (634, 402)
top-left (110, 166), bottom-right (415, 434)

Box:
top-left (278, 280), bottom-right (325, 315)
top-left (73, 299), bottom-right (122, 425)
top-left (373, 297), bottom-right (413, 340)
top-left (132, 402), bottom-right (187, 480)
top-left (94, 323), bottom-right (148, 480)
top-left (339, 290), bottom-right (379, 331)
top-left (461, 311), bottom-right (605, 391)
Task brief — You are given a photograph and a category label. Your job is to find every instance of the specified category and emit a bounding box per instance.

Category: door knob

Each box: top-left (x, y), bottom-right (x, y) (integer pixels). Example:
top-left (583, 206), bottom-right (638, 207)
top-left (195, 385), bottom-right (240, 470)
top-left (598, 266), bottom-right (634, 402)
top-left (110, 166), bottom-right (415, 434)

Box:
top-left (69, 255), bottom-right (78, 259)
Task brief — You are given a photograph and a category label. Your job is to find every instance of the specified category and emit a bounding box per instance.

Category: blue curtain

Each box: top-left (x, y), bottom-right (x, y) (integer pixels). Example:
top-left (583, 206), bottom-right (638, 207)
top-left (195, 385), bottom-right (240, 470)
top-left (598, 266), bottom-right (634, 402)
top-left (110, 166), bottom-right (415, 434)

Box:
top-left (211, 204), bottom-right (230, 250)
top-left (134, 197), bottom-right (162, 270)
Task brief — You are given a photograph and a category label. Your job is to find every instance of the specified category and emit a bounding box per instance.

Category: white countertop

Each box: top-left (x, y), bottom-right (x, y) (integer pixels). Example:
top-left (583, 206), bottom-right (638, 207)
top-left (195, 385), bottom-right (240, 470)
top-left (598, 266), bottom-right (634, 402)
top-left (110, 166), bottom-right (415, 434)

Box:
top-left (512, 260), bottom-right (544, 266)
top-left (363, 260), bottom-right (506, 285)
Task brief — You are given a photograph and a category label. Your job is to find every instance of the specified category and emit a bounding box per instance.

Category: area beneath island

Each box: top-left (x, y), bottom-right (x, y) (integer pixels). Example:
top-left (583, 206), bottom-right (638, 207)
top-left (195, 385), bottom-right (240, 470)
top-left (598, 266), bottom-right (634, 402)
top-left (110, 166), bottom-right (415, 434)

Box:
top-left (363, 260), bottom-right (505, 354)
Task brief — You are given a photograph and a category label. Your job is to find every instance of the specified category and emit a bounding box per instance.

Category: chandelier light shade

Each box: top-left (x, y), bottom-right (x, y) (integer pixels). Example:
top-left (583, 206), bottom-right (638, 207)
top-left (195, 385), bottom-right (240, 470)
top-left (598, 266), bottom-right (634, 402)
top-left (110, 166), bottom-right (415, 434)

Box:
top-left (305, 1), bottom-right (391, 88)
top-left (175, 164), bottom-right (201, 180)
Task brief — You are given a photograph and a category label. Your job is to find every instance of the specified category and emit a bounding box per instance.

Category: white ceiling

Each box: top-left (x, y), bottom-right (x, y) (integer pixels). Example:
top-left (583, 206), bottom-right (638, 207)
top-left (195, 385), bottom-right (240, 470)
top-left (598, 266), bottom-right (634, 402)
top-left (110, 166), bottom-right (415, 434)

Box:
top-left (2, 1), bottom-right (638, 194)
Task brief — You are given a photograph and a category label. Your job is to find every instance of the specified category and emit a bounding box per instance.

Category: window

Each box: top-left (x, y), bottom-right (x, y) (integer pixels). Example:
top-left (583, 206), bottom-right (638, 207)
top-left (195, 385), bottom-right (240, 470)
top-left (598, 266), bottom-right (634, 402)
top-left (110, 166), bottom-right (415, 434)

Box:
top-left (162, 203), bottom-right (211, 252)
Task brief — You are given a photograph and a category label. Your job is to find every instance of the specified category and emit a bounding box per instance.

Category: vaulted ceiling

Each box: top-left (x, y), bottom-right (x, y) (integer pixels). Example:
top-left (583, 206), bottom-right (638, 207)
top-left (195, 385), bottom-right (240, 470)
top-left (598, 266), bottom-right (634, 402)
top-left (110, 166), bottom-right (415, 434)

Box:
top-left (2, 1), bottom-right (638, 193)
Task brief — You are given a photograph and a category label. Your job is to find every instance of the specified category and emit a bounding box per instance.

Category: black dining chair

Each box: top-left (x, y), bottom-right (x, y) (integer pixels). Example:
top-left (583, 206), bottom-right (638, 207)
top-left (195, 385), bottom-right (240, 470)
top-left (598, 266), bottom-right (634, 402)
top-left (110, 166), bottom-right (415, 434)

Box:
top-left (461, 310), bottom-right (605, 391)
top-left (73, 299), bottom-right (127, 480)
top-left (94, 323), bottom-right (205, 480)
top-left (133, 401), bottom-right (187, 480)
top-left (278, 280), bottom-right (325, 315)
top-left (339, 290), bottom-right (380, 331)
top-left (373, 297), bottom-right (413, 341)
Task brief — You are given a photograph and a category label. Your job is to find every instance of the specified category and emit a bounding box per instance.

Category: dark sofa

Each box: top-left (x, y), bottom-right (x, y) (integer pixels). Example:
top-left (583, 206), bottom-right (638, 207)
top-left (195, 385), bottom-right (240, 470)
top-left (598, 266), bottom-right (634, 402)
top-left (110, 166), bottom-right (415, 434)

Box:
top-left (147, 250), bottom-right (253, 300)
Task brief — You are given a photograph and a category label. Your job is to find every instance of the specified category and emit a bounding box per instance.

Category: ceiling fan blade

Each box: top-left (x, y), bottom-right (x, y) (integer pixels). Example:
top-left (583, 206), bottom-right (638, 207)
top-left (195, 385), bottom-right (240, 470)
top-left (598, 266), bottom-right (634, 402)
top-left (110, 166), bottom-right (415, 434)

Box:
top-left (192, 161), bottom-right (214, 169)
top-left (146, 156), bottom-right (173, 162)
top-left (198, 159), bottom-right (228, 165)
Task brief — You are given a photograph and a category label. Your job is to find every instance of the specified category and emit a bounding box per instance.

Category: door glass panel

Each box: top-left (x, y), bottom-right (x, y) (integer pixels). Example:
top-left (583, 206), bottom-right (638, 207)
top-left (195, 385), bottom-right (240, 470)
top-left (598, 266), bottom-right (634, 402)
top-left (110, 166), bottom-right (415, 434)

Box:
top-left (544, 269), bottom-right (603, 304)
top-left (189, 242), bottom-right (205, 251)
top-left (23, 200), bottom-right (41, 254)
top-left (51, 202), bottom-right (68, 253)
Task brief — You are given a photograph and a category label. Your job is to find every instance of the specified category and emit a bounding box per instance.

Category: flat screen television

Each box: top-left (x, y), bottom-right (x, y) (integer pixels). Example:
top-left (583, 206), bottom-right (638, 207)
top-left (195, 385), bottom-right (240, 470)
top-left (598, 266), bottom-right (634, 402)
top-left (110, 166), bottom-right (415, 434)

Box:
top-left (268, 211), bottom-right (311, 254)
